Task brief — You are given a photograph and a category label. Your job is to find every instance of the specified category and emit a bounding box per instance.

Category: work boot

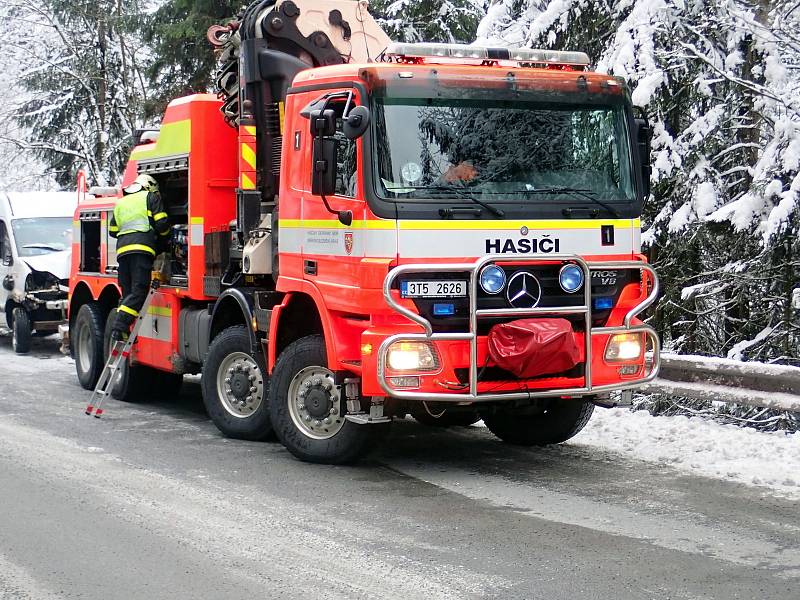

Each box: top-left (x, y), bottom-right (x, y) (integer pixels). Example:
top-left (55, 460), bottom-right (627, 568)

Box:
top-left (110, 329), bottom-right (129, 344)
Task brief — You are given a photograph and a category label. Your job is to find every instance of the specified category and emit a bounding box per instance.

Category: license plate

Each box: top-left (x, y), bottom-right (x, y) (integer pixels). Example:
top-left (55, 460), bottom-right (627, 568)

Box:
top-left (401, 280), bottom-right (467, 298)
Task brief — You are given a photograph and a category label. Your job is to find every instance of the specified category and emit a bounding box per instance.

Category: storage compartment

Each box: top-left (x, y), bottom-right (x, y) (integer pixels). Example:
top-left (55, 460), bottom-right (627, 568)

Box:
top-left (148, 169), bottom-right (190, 286)
top-left (79, 213), bottom-right (101, 273)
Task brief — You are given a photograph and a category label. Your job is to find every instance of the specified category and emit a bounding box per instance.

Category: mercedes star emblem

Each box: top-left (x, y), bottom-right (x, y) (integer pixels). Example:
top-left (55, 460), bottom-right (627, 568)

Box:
top-left (506, 271), bottom-right (542, 308)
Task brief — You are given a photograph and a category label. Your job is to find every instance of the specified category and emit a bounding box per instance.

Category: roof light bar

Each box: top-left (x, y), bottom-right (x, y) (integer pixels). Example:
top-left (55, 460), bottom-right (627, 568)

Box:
top-left (385, 43), bottom-right (590, 67)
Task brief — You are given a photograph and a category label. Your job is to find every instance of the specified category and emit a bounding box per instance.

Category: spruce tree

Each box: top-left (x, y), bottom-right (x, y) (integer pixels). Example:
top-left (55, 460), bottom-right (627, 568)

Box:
top-left (142, 0), bottom-right (241, 118)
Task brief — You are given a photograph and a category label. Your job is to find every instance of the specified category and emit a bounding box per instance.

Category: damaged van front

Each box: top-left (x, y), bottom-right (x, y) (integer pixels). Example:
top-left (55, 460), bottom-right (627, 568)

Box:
top-left (1, 192), bottom-right (76, 353)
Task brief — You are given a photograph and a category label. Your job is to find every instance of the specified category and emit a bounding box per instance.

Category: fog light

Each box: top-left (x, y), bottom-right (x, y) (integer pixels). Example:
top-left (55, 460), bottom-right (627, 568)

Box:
top-left (559, 263), bottom-right (584, 293)
top-left (605, 333), bottom-right (643, 362)
top-left (389, 376), bottom-right (420, 388)
top-left (479, 265), bottom-right (506, 294)
top-left (387, 341), bottom-right (439, 372)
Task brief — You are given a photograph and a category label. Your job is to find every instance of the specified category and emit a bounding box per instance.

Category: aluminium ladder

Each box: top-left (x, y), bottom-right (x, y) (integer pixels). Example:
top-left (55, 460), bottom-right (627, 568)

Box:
top-left (84, 281), bottom-right (158, 418)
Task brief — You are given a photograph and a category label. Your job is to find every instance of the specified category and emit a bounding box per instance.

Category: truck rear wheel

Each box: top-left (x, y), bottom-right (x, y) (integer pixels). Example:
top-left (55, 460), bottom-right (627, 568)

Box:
top-left (269, 335), bottom-right (387, 464)
top-left (73, 302), bottom-right (105, 389)
top-left (201, 325), bottom-right (273, 441)
top-left (483, 399), bottom-right (594, 446)
top-left (11, 307), bottom-right (32, 354)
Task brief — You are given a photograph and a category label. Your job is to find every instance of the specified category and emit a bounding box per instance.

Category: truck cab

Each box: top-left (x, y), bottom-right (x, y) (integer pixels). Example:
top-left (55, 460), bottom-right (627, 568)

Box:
top-left (0, 191), bottom-right (75, 353)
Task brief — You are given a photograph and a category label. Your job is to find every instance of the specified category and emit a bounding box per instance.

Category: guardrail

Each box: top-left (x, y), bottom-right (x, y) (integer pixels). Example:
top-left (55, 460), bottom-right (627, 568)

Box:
top-left (642, 353), bottom-right (800, 412)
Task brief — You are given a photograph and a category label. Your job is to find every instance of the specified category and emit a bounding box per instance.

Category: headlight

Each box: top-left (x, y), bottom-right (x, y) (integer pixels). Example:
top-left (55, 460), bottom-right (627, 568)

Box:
top-left (479, 265), bottom-right (506, 294)
top-left (559, 264), bottom-right (584, 293)
top-left (604, 333), bottom-right (643, 362)
top-left (387, 341), bottom-right (440, 372)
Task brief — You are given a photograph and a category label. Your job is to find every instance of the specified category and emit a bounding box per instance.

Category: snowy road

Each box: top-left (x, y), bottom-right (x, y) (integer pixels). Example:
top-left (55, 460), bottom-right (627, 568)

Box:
top-left (0, 336), bottom-right (798, 599)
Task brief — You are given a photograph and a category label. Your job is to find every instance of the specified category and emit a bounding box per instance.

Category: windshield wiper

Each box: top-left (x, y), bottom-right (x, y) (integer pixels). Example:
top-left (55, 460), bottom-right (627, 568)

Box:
top-left (400, 185), bottom-right (505, 218)
top-left (22, 243), bottom-right (64, 252)
top-left (509, 187), bottom-right (620, 218)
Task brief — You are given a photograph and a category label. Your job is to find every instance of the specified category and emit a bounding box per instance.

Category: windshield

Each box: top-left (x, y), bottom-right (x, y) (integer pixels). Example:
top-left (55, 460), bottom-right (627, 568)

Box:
top-left (373, 98), bottom-right (635, 206)
top-left (11, 217), bottom-right (73, 256)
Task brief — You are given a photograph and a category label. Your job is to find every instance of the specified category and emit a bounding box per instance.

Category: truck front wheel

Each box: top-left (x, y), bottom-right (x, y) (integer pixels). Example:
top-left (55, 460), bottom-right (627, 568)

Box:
top-left (269, 335), bottom-right (386, 464)
top-left (202, 325), bottom-right (273, 441)
top-left (482, 399), bottom-right (594, 446)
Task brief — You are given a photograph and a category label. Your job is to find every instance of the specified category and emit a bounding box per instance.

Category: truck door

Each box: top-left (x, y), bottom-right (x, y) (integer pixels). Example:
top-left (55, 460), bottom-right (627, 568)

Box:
top-left (301, 91), bottom-right (366, 296)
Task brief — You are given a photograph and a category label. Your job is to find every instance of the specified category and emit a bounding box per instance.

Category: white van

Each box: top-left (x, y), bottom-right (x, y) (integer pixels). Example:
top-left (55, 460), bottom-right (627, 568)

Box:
top-left (0, 191), bottom-right (77, 353)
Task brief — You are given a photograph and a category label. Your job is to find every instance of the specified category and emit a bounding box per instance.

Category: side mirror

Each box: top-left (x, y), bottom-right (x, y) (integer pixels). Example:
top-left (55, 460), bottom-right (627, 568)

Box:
top-left (634, 116), bottom-right (652, 199)
top-left (312, 137), bottom-right (338, 198)
top-left (343, 105), bottom-right (370, 140)
top-left (310, 108), bottom-right (336, 137)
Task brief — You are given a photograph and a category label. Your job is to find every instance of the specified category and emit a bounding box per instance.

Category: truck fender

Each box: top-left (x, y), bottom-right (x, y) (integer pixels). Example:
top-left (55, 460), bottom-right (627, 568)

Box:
top-left (210, 288), bottom-right (259, 355)
top-left (267, 281), bottom-right (337, 373)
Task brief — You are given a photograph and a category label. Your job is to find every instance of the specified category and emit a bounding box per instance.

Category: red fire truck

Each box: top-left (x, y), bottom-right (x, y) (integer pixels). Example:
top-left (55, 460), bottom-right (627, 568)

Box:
top-left (68, 0), bottom-right (660, 464)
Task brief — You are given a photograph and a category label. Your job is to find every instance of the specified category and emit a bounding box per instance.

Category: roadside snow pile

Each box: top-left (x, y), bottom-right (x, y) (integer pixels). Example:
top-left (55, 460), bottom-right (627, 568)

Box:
top-left (574, 408), bottom-right (800, 498)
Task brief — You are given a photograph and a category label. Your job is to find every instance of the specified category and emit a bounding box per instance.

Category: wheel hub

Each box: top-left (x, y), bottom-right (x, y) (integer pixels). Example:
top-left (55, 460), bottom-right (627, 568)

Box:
top-left (216, 352), bottom-right (264, 418)
top-left (287, 366), bottom-right (345, 440)
top-left (230, 372), bottom-right (250, 399)
top-left (304, 387), bottom-right (331, 418)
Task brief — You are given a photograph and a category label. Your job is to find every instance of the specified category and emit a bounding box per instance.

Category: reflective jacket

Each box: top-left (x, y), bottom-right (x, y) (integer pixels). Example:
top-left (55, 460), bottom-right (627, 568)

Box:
top-left (109, 190), bottom-right (169, 256)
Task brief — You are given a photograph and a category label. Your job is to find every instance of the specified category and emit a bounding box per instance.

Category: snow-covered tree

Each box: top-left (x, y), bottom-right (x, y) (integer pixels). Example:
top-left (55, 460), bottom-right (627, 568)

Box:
top-left (3, 0), bottom-right (148, 188)
top-left (479, 0), bottom-right (800, 364)
top-left (372, 0), bottom-right (488, 43)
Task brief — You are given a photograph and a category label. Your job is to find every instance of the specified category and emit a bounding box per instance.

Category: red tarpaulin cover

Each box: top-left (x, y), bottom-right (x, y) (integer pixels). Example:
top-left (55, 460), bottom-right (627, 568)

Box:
top-left (487, 318), bottom-right (581, 378)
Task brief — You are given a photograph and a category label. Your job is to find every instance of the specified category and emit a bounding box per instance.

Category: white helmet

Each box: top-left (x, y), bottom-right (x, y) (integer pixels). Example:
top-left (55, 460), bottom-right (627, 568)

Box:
top-left (123, 173), bottom-right (159, 194)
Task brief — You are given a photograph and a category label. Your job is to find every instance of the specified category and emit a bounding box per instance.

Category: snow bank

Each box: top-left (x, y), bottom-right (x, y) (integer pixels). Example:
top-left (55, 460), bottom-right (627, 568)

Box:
top-left (573, 408), bottom-right (800, 499)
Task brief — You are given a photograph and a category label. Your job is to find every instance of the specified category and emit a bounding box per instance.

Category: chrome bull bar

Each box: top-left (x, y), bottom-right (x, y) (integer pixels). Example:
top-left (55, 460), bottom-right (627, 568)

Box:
top-left (377, 255), bottom-right (661, 402)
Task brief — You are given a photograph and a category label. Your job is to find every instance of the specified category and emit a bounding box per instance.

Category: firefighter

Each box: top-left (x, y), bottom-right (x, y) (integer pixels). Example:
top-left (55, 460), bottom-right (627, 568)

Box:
top-left (108, 174), bottom-right (169, 341)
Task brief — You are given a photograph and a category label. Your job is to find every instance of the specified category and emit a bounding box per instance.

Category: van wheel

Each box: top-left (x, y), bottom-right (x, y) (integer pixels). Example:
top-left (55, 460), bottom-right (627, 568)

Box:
top-left (201, 325), bottom-right (273, 440)
top-left (269, 335), bottom-right (388, 464)
top-left (73, 303), bottom-right (105, 389)
top-left (11, 308), bottom-right (32, 354)
top-left (483, 399), bottom-right (594, 446)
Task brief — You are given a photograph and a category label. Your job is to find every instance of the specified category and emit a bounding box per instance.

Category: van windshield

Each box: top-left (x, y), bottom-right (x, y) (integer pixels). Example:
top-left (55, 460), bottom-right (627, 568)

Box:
top-left (11, 217), bottom-right (73, 256)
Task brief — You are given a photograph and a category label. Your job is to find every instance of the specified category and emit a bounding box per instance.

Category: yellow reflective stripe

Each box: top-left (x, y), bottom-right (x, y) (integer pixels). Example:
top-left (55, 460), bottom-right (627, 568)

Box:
top-left (108, 224), bottom-right (119, 232)
top-left (190, 216), bottom-right (203, 225)
top-left (153, 212), bottom-right (168, 221)
top-left (397, 218), bottom-right (640, 230)
top-left (130, 119), bottom-right (191, 160)
top-left (278, 101), bottom-right (285, 134)
top-left (118, 305), bottom-right (139, 317)
top-left (277, 218), bottom-right (640, 231)
top-left (241, 173), bottom-right (256, 190)
top-left (117, 244), bottom-right (156, 256)
top-left (159, 230), bottom-right (170, 236)
top-left (243, 125), bottom-right (256, 136)
top-left (241, 143), bottom-right (256, 170)
top-left (147, 306), bottom-right (172, 317)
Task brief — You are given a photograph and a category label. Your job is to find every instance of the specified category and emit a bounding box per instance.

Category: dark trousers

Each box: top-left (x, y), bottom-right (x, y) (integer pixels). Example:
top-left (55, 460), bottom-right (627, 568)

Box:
top-left (113, 252), bottom-right (154, 333)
